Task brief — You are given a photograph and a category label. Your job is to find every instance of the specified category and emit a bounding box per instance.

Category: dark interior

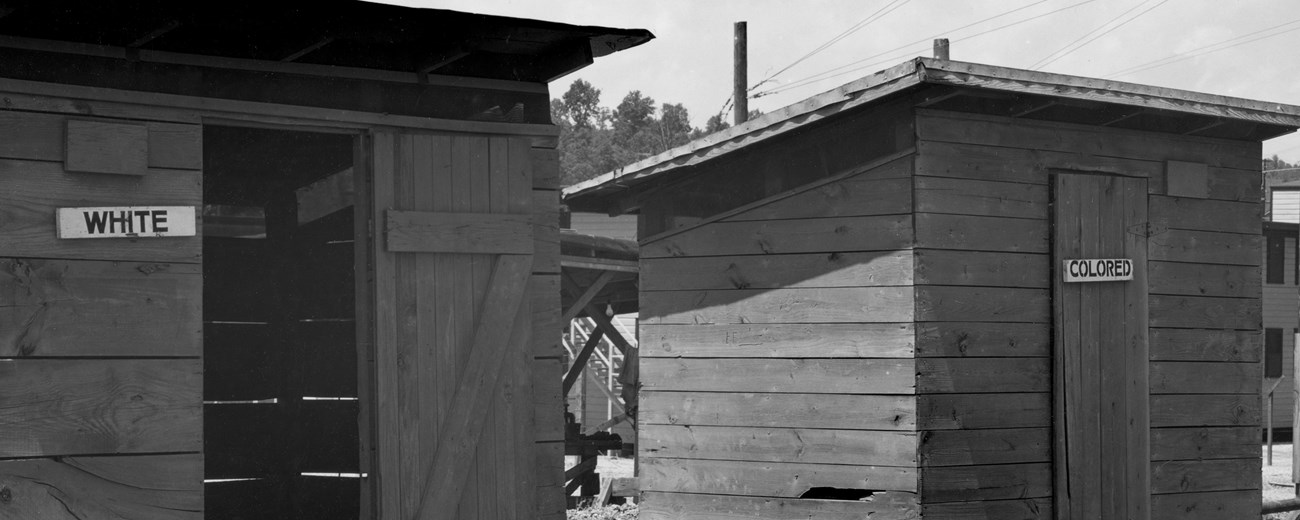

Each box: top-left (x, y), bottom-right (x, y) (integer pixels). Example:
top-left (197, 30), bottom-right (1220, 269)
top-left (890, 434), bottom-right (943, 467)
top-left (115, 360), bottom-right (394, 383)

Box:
top-left (202, 126), bottom-right (361, 520)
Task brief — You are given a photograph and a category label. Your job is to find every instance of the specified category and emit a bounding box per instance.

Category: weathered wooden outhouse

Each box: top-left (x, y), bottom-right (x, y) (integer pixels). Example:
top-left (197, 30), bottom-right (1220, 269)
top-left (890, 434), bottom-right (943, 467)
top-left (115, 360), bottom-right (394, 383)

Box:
top-left (564, 58), bottom-right (1300, 520)
top-left (0, 2), bottom-right (649, 519)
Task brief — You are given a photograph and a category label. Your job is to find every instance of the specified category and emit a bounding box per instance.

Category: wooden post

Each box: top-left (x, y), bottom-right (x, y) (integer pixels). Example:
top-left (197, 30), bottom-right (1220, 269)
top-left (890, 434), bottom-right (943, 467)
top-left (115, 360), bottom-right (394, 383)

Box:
top-left (933, 38), bottom-right (950, 61)
top-left (734, 21), bottom-right (748, 126)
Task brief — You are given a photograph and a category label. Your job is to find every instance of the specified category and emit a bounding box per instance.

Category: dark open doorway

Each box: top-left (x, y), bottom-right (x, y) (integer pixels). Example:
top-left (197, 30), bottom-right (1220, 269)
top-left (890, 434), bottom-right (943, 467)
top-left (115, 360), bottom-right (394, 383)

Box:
top-left (202, 125), bottom-right (363, 519)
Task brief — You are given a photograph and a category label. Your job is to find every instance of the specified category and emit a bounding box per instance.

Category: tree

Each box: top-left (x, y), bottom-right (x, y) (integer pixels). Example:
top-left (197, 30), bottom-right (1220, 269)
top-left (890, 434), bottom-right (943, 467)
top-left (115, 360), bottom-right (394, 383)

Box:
top-left (559, 79), bottom-right (605, 130)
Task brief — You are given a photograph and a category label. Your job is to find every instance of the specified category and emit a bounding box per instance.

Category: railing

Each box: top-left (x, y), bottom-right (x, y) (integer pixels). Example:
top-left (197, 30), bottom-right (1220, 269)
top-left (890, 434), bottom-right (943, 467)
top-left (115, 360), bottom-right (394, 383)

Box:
top-left (562, 315), bottom-right (637, 434)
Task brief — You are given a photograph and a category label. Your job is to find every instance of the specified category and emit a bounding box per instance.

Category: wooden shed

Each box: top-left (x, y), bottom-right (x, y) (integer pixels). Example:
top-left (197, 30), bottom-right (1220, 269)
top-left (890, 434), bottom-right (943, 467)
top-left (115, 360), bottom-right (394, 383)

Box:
top-left (0, 2), bottom-right (650, 519)
top-left (564, 58), bottom-right (1300, 520)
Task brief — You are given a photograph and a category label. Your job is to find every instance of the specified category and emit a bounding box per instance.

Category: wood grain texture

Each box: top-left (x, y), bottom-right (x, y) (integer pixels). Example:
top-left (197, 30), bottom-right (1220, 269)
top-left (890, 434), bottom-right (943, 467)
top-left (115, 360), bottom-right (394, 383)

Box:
top-left (640, 424), bottom-right (917, 466)
top-left (914, 322), bottom-right (1049, 357)
top-left (640, 250), bottom-right (913, 291)
top-left (1150, 458), bottom-right (1260, 494)
top-left (914, 213), bottom-right (1048, 253)
top-left (0, 454), bottom-right (201, 519)
top-left (915, 286), bottom-right (1050, 323)
top-left (532, 189), bottom-right (561, 274)
top-left (0, 258), bottom-right (200, 357)
top-left (1148, 328), bottom-right (1260, 361)
top-left (65, 119), bottom-right (148, 175)
top-left (914, 176), bottom-right (1047, 219)
top-left (1149, 362), bottom-right (1260, 394)
top-left (0, 359), bottom-right (200, 457)
top-left (641, 286), bottom-right (914, 325)
top-left (640, 358), bottom-right (915, 394)
top-left (1149, 490), bottom-right (1259, 520)
top-left (639, 323), bottom-right (915, 358)
top-left (915, 109), bottom-right (1258, 170)
top-left (914, 250), bottom-right (1049, 288)
top-left (921, 498), bottom-right (1051, 520)
top-left (0, 110), bottom-right (200, 169)
top-left (530, 147), bottom-right (559, 190)
top-left (920, 463), bottom-right (1051, 502)
top-left (640, 457), bottom-right (917, 496)
top-left (918, 428), bottom-right (1049, 467)
top-left (1149, 195), bottom-right (1260, 234)
top-left (1150, 427), bottom-right (1259, 461)
top-left (915, 358), bottom-right (1049, 393)
top-left (386, 210), bottom-right (532, 254)
top-left (1150, 394), bottom-right (1259, 427)
top-left (639, 491), bottom-right (920, 520)
top-left (1149, 295), bottom-right (1260, 329)
top-left (0, 159), bottom-right (201, 262)
top-left (916, 393), bottom-right (1049, 430)
top-left (1148, 229), bottom-right (1260, 266)
top-left (1147, 262), bottom-right (1260, 298)
top-left (640, 391), bottom-right (915, 430)
top-left (640, 215), bottom-right (912, 258)
top-left (723, 175), bottom-right (913, 222)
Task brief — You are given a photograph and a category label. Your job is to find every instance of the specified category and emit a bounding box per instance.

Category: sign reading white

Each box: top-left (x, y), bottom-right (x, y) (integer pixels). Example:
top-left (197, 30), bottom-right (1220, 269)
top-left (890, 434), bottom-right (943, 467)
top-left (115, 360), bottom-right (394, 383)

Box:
top-left (57, 206), bottom-right (196, 239)
top-left (1063, 258), bottom-right (1133, 283)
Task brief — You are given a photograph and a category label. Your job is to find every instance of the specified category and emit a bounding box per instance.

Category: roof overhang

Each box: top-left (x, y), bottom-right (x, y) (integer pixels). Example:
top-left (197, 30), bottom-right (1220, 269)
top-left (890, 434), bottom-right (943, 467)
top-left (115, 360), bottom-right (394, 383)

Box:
top-left (565, 58), bottom-right (1300, 213)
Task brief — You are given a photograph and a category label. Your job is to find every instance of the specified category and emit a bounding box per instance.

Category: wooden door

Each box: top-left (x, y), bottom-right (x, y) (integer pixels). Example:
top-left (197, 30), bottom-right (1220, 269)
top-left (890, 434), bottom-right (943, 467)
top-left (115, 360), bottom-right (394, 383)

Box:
top-left (367, 131), bottom-right (539, 520)
top-left (1052, 173), bottom-right (1150, 520)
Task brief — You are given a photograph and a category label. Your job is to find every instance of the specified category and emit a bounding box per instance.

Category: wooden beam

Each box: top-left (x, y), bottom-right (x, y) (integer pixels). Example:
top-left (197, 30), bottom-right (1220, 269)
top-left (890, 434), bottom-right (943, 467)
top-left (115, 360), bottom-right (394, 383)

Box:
top-left (414, 254), bottom-right (533, 520)
top-left (1102, 108), bottom-right (1146, 126)
top-left (128, 20), bottom-right (181, 48)
top-left (418, 49), bottom-right (472, 75)
top-left (281, 37), bottom-right (335, 62)
top-left (584, 413), bottom-right (631, 435)
top-left (1184, 120), bottom-right (1226, 136)
top-left (561, 270), bottom-right (616, 322)
top-left (386, 210), bottom-right (532, 254)
top-left (1010, 99), bottom-right (1057, 118)
top-left (564, 456), bottom-right (598, 482)
top-left (562, 329), bottom-right (605, 396)
top-left (560, 255), bottom-right (638, 273)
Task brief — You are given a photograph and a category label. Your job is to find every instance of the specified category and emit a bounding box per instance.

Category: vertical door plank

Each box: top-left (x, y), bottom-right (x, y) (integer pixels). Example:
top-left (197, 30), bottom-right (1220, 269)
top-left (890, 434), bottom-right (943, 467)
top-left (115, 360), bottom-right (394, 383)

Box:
top-left (413, 134), bottom-right (445, 520)
top-left (1078, 177), bottom-right (1102, 520)
top-left (1053, 175), bottom-right (1078, 520)
top-left (1099, 176), bottom-right (1126, 520)
top-left (394, 134), bottom-right (423, 519)
top-left (370, 131), bottom-right (401, 519)
top-left (1126, 178), bottom-right (1151, 520)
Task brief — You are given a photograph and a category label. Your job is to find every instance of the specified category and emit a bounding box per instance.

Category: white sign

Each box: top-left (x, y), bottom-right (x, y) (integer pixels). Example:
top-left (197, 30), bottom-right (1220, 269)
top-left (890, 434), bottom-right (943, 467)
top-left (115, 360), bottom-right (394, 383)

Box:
top-left (57, 206), bottom-right (196, 239)
top-left (1063, 258), bottom-right (1133, 283)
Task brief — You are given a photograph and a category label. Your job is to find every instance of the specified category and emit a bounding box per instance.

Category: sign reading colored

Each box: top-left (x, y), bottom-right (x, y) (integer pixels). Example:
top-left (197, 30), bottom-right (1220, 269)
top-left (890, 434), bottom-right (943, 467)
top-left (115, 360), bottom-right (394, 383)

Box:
top-left (57, 206), bottom-right (196, 239)
top-left (1063, 258), bottom-right (1133, 283)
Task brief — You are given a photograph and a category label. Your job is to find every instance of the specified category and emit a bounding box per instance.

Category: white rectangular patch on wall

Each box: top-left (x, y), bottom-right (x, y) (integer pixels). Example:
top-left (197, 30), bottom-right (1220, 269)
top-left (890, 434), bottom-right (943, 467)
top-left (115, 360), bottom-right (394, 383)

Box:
top-left (57, 206), bottom-right (197, 239)
top-left (1063, 258), bottom-right (1133, 283)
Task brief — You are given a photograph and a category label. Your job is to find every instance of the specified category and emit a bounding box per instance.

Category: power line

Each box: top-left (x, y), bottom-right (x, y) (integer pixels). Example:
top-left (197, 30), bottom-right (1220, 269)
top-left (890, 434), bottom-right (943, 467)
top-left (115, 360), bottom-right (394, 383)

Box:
top-left (755, 0), bottom-right (1096, 98)
top-left (1029, 0), bottom-right (1159, 70)
top-left (750, 0), bottom-right (911, 93)
top-left (1106, 19), bottom-right (1300, 78)
top-left (1034, 0), bottom-right (1166, 70)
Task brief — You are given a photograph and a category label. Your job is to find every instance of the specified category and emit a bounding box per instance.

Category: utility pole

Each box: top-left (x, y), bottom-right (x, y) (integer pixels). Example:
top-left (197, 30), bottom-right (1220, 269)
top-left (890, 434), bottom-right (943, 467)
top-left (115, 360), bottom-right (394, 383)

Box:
top-left (734, 21), bottom-right (748, 125)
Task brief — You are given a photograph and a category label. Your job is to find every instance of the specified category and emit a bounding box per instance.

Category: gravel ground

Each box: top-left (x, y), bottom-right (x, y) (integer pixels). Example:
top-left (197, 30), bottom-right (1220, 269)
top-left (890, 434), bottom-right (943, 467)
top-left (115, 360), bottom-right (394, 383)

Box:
top-left (1264, 443), bottom-right (1297, 520)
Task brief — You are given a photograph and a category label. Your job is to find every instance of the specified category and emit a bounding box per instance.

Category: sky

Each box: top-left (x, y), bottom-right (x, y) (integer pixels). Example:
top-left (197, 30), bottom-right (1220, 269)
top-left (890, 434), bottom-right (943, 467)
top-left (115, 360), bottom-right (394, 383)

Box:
top-left (381, 0), bottom-right (1300, 163)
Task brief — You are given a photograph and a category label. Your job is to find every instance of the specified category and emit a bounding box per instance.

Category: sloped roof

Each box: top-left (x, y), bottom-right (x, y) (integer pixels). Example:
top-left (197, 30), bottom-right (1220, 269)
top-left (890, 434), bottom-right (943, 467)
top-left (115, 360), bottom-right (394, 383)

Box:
top-left (565, 58), bottom-right (1300, 211)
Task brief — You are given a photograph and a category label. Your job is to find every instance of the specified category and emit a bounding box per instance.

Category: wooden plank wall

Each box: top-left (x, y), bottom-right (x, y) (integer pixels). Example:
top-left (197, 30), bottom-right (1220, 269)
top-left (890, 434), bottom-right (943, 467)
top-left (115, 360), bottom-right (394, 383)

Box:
top-left (0, 95), bottom-right (204, 517)
top-left (370, 131), bottom-right (560, 520)
top-left (637, 151), bottom-right (923, 519)
top-left (913, 108), bottom-right (1262, 520)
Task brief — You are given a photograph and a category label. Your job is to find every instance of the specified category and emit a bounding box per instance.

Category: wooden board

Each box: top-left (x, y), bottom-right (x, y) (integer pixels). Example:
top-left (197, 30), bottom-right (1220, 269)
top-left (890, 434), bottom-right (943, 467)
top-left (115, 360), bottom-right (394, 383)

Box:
top-left (640, 424), bottom-right (917, 466)
top-left (640, 250), bottom-right (913, 291)
top-left (639, 457), bottom-right (917, 496)
top-left (1148, 229), bottom-right (1260, 266)
top-left (914, 176), bottom-right (1048, 219)
top-left (915, 358), bottom-right (1049, 393)
top-left (1147, 262), bottom-right (1260, 298)
top-left (723, 176), bottom-right (913, 222)
top-left (921, 498), bottom-right (1052, 520)
top-left (641, 358), bottom-right (915, 394)
top-left (0, 257), bottom-right (200, 357)
top-left (1149, 458), bottom-right (1260, 494)
top-left (640, 391), bottom-right (915, 430)
top-left (1150, 427), bottom-right (1259, 461)
top-left (915, 322), bottom-right (1049, 357)
top-left (65, 119), bottom-right (149, 175)
top-left (0, 159), bottom-right (201, 262)
top-left (0, 358), bottom-right (201, 457)
top-left (914, 250), bottom-right (1050, 288)
top-left (639, 323), bottom-right (915, 358)
top-left (1148, 328), bottom-right (1260, 361)
top-left (641, 286), bottom-right (914, 325)
top-left (1149, 395), bottom-right (1260, 427)
top-left (639, 491), bottom-right (920, 520)
top-left (640, 215), bottom-right (911, 258)
top-left (916, 393), bottom-right (1049, 430)
top-left (1149, 195), bottom-right (1261, 234)
top-left (0, 110), bottom-right (201, 170)
top-left (1149, 362), bottom-right (1259, 394)
top-left (915, 140), bottom-right (1161, 187)
top-left (915, 286), bottom-right (1050, 323)
top-left (918, 428), bottom-right (1049, 467)
top-left (1148, 295), bottom-right (1260, 329)
top-left (385, 210), bottom-right (532, 254)
top-left (1149, 490), bottom-right (1259, 520)
top-left (530, 147), bottom-right (560, 190)
top-left (0, 454), bottom-right (201, 519)
top-left (914, 213), bottom-right (1048, 253)
top-left (920, 463), bottom-right (1052, 502)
